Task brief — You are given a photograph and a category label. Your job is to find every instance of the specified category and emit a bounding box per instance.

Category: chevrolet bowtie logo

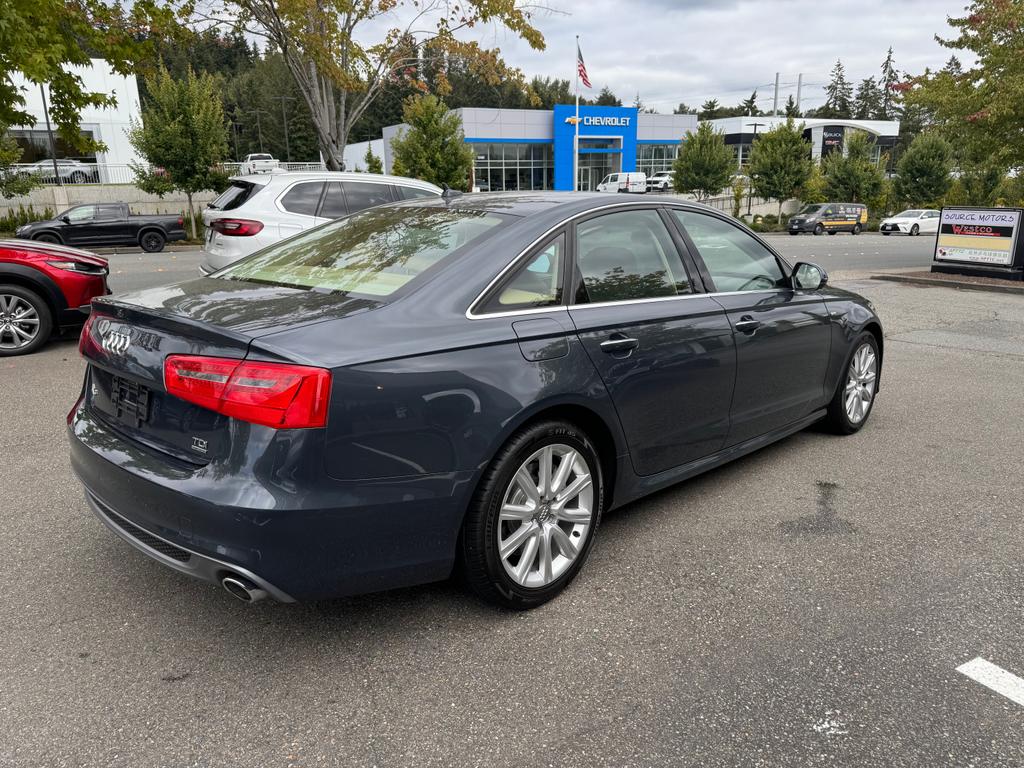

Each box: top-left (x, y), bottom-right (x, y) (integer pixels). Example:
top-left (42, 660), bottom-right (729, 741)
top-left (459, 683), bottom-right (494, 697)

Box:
top-left (564, 116), bottom-right (581, 125)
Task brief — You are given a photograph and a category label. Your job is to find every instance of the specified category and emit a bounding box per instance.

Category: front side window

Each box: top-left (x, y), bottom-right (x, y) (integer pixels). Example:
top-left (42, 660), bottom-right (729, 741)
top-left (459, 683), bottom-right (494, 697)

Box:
top-left (479, 235), bottom-right (564, 313)
top-left (217, 206), bottom-right (508, 298)
top-left (280, 182), bottom-right (324, 216)
top-left (671, 210), bottom-right (787, 293)
top-left (799, 205), bottom-right (822, 215)
top-left (343, 181), bottom-right (393, 213)
top-left (575, 209), bottom-right (690, 303)
top-left (65, 205), bottom-right (96, 223)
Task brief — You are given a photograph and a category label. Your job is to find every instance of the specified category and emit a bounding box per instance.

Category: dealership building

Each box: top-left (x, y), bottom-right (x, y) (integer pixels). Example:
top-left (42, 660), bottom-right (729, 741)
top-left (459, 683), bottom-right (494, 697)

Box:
top-left (370, 106), bottom-right (901, 192)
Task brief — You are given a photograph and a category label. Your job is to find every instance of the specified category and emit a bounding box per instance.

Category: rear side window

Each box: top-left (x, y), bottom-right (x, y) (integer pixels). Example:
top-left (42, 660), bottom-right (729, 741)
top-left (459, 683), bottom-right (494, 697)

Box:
top-left (574, 209), bottom-right (690, 303)
top-left (398, 185), bottom-right (438, 200)
top-left (94, 205), bottom-right (122, 222)
top-left (343, 181), bottom-right (393, 213)
top-left (217, 206), bottom-right (508, 298)
top-left (671, 210), bottom-right (786, 292)
top-left (479, 235), bottom-right (564, 313)
top-left (319, 183), bottom-right (348, 219)
top-left (210, 182), bottom-right (262, 211)
top-left (280, 182), bottom-right (325, 216)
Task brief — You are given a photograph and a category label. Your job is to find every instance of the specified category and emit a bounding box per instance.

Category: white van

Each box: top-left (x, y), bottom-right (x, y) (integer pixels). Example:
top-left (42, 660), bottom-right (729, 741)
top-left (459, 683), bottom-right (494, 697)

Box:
top-left (596, 172), bottom-right (647, 194)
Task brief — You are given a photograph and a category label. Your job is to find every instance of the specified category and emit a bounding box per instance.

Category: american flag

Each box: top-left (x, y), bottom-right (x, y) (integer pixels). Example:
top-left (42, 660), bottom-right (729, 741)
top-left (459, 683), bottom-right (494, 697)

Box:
top-left (577, 43), bottom-right (592, 89)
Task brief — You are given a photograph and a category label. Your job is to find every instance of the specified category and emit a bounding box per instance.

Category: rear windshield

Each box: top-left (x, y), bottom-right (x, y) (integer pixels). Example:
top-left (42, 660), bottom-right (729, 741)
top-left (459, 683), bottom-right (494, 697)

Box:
top-left (209, 181), bottom-right (263, 211)
top-left (250, 154), bottom-right (273, 161)
top-left (216, 206), bottom-right (508, 298)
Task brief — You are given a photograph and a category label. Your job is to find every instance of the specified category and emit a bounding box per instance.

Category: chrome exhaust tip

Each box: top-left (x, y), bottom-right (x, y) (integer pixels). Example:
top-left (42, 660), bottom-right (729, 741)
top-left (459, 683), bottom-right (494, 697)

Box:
top-left (221, 575), bottom-right (268, 603)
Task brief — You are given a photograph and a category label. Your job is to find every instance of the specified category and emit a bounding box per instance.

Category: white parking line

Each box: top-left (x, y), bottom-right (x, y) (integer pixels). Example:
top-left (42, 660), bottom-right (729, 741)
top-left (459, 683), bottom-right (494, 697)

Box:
top-left (957, 657), bottom-right (1024, 707)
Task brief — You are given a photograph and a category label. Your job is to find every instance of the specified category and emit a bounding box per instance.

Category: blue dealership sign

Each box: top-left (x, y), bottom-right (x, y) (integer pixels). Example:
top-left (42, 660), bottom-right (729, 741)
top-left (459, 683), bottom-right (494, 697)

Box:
top-left (552, 104), bottom-right (639, 190)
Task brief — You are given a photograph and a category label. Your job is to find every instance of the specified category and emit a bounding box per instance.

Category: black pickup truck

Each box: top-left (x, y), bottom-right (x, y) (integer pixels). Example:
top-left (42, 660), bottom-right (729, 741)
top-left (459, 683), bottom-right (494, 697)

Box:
top-left (14, 203), bottom-right (187, 253)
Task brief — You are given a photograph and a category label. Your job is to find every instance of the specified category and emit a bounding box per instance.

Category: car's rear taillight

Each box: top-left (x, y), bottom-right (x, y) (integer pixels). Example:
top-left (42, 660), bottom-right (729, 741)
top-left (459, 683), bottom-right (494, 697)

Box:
top-left (210, 219), bottom-right (264, 236)
top-left (163, 355), bottom-right (331, 429)
top-left (78, 314), bottom-right (96, 356)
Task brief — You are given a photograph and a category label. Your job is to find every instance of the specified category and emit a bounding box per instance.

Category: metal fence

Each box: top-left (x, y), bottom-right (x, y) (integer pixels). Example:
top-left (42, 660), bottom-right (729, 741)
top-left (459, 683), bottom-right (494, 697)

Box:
top-left (10, 161), bottom-right (329, 186)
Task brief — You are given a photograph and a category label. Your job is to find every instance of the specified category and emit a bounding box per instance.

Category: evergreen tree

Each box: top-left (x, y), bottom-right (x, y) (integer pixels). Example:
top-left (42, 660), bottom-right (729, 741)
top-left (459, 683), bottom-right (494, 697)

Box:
top-left (821, 60), bottom-right (853, 119)
top-left (747, 118), bottom-right (813, 218)
top-left (853, 77), bottom-right (882, 120)
top-left (673, 102), bottom-right (694, 115)
top-left (671, 122), bottom-right (734, 200)
top-left (699, 99), bottom-right (722, 120)
top-left (594, 86), bottom-right (622, 107)
top-left (128, 65), bottom-right (230, 238)
top-left (739, 91), bottom-right (760, 117)
top-left (364, 146), bottom-right (384, 174)
top-left (389, 94), bottom-right (473, 190)
top-left (893, 133), bottom-right (952, 206)
top-left (529, 76), bottom-right (574, 109)
top-left (877, 47), bottom-right (901, 120)
top-left (821, 131), bottom-right (884, 204)
top-left (632, 93), bottom-right (656, 114)
top-left (784, 95), bottom-right (800, 118)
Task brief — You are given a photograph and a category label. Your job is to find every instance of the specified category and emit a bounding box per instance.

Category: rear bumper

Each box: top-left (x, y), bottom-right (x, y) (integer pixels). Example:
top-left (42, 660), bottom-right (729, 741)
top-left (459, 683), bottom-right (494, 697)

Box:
top-left (67, 401), bottom-right (473, 601)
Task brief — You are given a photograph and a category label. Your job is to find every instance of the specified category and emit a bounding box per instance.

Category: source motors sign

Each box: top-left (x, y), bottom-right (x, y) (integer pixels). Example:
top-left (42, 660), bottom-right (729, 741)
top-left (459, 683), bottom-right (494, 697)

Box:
top-left (934, 208), bottom-right (1021, 266)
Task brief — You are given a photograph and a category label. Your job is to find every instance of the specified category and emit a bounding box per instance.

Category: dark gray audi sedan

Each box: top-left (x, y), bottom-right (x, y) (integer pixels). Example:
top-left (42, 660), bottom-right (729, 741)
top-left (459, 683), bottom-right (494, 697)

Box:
top-left (68, 193), bottom-right (883, 608)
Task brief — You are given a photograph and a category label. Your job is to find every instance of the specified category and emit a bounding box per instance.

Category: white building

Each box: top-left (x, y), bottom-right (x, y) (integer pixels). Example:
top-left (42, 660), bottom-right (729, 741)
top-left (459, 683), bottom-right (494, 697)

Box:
top-left (7, 59), bottom-right (144, 181)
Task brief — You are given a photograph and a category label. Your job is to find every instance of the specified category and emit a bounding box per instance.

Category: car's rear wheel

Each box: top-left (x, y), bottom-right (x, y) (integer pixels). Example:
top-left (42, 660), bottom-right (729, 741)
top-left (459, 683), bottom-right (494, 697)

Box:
top-left (825, 332), bottom-right (879, 434)
top-left (461, 420), bottom-right (603, 609)
top-left (0, 285), bottom-right (52, 356)
top-left (882, 231), bottom-right (890, 236)
top-left (140, 230), bottom-right (166, 253)
top-left (70, 171), bottom-right (87, 184)
top-left (852, 224), bottom-right (862, 235)
top-left (813, 224), bottom-right (825, 236)
top-left (34, 233), bottom-right (60, 244)
top-left (910, 224), bottom-right (920, 236)
top-left (827, 229), bottom-right (837, 236)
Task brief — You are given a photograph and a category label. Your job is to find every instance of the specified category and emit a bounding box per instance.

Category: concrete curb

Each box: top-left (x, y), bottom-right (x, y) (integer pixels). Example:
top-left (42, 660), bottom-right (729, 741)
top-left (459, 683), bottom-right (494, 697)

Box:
top-left (93, 244), bottom-right (202, 255)
top-left (871, 273), bottom-right (1024, 296)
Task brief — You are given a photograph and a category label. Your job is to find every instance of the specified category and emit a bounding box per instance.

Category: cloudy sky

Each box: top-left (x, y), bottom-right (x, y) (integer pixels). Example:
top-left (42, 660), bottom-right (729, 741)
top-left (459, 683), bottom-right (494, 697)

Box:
top-left (462, 0), bottom-right (970, 112)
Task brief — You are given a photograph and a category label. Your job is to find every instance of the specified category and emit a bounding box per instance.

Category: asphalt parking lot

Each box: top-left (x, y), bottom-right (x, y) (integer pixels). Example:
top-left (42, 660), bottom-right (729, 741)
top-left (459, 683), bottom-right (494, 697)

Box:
top-left (2, 236), bottom-right (1022, 766)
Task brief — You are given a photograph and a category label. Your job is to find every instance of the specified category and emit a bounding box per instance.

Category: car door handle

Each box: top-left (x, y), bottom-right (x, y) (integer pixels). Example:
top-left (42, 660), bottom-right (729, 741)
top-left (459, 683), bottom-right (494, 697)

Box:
top-left (734, 317), bottom-right (761, 334)
top-left (600, 335), bottom-right (639, 354)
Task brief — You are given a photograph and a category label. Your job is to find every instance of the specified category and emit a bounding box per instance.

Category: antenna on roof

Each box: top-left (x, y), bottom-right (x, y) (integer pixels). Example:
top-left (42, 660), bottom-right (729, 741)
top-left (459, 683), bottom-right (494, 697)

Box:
top-left (441, 183), bottom-right (463, 201)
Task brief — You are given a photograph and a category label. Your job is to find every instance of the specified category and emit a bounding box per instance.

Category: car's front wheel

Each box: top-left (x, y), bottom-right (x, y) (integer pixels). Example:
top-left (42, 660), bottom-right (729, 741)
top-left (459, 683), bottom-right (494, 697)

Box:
top-left (0, 285), bottom-right (52, 356)
top-left (34, 233), bottom-right (61, 244)
top-left (461, 420), bottom-right (604, 609)
top-left (825, 332), bottom-right (879, 434)
top-left (910, 224), bottom-right (920, 236)
top-left (813, 224), bottom-right (825, 236)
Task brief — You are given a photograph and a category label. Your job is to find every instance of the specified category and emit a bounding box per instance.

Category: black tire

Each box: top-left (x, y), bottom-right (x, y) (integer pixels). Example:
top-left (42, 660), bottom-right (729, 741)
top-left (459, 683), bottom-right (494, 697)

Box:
top-left (824, 331), bottom-right (879, 435)
top-left (788, 231), bottom-right (800, 235)
top-left (852, 224), bottom-right (862, 235)
top-left (139, 230), bottom-right (166, 253)
top-left (0, 284), bottom-right (53, 356)
top-left (70, 171), bottom-right (86, 184)
top-left (460, 420), bottom-right (604, 609)
top-left (882, 231), bottom-right (890, 236)
top-left (34, 232), bottom-right (61, 245)
top-left (910, 224), bottom-right (920, 236)
top-left (813, 223), bottom-right (825, 236)
top-left (827, 229), bottom-right (837, 236)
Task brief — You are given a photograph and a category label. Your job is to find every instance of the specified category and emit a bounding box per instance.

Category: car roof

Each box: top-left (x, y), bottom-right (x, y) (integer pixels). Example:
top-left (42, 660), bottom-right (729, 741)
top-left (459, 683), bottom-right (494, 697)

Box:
top-left (229, 171), bottom-right (442, 192)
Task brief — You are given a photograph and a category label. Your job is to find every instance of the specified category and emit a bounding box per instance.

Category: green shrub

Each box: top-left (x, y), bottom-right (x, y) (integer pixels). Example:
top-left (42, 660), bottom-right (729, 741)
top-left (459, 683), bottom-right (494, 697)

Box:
top-left (0, 204), bottom-right (56, 233)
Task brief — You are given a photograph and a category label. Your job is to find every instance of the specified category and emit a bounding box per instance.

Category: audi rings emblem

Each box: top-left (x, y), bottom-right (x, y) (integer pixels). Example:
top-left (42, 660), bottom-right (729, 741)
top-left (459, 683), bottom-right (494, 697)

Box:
top-left (101, 328), bottom-right (132, 356)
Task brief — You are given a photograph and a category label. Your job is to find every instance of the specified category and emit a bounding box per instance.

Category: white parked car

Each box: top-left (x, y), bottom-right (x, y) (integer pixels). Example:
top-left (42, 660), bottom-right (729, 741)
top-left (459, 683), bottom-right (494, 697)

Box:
top-left (199, 172), bottom-right (442, 274)
top-left (646, 171), bottom-right (672, 192)
top-left (18, 159), bottom-right (98, 184)
top-left (240, 153), bottom-right (280, 174)
top-left (879, 209), bottom-right (941, 236)
top-left (596, 172), bottom-right (647, 194)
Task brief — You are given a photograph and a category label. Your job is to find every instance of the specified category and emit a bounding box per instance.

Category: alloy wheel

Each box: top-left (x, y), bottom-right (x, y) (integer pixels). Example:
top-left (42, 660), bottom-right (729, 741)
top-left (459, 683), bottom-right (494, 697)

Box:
top-left (497, 443), bottom-right (594, 588)
top-left (0, 294), bottom-right (40, 351)
top-left (844, 343), bottom-right (877, 424)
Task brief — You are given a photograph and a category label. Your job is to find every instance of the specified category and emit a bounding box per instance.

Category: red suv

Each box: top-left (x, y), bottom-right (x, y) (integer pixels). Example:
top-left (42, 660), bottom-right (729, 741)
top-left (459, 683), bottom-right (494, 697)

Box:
top-left (0, 239), bottom-right (109, 356)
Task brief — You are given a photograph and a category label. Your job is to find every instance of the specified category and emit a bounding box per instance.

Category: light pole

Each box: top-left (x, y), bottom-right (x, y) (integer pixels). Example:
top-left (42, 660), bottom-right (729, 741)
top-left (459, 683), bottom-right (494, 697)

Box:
top-left (39, 85), bottom-right (62, 186)
top-left (251, 109), bottom-right (269, 153)
top-left (274, 96), bottom-right (296, 163)
top-left (744, 121), bottom-right (765, 216)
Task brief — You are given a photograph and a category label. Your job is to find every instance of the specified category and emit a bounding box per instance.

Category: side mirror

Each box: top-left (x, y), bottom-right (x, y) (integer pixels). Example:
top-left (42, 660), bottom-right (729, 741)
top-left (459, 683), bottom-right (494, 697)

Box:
top-left (793, 262), bottom-right (828, 291)
top-left (59, 215), bottom-right (70, 224)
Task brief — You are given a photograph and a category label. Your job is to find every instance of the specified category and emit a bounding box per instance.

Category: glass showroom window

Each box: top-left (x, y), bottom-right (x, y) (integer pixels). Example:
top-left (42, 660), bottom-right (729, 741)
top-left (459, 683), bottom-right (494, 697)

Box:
top-left (471, 142), bottom-right (554, 192)
top-left (636, 144), bottom-right (680, 177)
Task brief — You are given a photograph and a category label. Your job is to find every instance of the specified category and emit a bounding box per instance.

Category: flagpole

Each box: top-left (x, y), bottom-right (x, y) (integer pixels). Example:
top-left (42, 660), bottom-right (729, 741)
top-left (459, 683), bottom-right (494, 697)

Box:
top-left (574, 35), bottom-right (580, 192)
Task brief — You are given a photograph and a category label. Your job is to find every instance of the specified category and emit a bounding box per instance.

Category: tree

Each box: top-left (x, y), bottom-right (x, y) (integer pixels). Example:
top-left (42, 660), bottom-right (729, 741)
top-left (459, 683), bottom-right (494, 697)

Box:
top-left (212, 1), bottom-right (543, 170)
top-left (128, 66), bottom-right (230, 239)
top-left (364, 146), bottom-right (384, 174)
top-left (671, 123), bottom-right (734, 200)
top-left (632, 93), bottom-right (656, 114)
top-left (0, 127), bottom-right (41, 199)
top-left (530, 77), bottom-right (574, 110)
top-left (854, 77), bottom-right (882, 120)
top-left (673, 103), bottom-right (695, 115)
top-left (747, 118), bottom-right (813, 217)
top-left (893, 133), bottom-right (952, 206)
top-left (1, 0), bottom-right (173, 152)
top-left (784, 95), bottom-right (800, 118)
top-left (739, 91), bottom-right (761, 117)
top-left (699, 99), bottom-right (723, 120)
top-left (876, 47), bottom-right (901, 120)
top-left (821, 131), bottom-right (884, 204)
top-left (389, 95), bottom-right (473, 190)
top-left (594, 87), bottom-right (622, 107)
top-left (820, 60), bottom-right (853, 119)
top-left (904, 0), bottom-right (1024, 174)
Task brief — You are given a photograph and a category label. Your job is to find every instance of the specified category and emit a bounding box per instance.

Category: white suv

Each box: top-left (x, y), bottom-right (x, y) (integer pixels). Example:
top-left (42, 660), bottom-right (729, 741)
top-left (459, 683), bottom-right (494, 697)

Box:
top-left (199, 172), bottom-right (442, 274)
